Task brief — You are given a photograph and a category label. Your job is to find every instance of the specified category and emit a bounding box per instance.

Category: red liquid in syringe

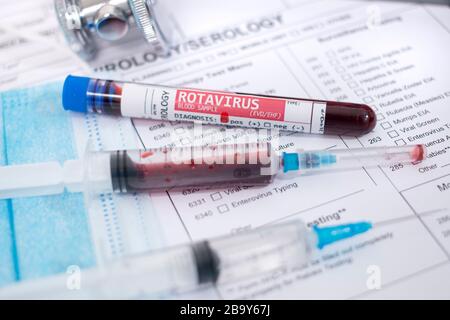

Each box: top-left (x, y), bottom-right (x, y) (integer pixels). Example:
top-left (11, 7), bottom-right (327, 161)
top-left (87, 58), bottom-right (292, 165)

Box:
top-left (110, 144), bottom-right (275, 193)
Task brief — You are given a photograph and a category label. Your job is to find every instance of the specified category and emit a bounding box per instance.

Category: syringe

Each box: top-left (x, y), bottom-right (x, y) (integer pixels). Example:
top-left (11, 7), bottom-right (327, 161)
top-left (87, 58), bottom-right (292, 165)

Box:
top-left (0, 219), bottom-right (372, 299)
top-left (0, 143), bottom-right (425, 199)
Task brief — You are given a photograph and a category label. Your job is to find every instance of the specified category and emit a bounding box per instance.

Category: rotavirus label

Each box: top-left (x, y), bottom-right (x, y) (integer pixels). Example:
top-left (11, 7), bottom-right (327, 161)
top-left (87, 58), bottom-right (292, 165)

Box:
top-left (62, 76), bottom-right (377, 136)
top-left (122, 85), bottom-right (327, 134)
top-left (176, 90), bottom-right (261, 110)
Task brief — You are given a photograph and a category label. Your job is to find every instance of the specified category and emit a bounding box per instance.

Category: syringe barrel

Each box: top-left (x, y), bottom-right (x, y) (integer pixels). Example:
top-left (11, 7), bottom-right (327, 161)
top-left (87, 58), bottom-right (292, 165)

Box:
top-left (102, 221), bottom-right (311, 294)
top-left (0, 220), bottom-right (310, 299)
top-left (210, 220), bottom-right (311, 284)
top-left (106, 143), bottom-right (278, 193)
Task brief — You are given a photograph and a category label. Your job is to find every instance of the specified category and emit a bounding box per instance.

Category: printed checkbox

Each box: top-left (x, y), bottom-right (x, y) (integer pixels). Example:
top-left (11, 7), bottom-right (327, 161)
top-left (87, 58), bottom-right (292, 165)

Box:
top-left (381, 122), bottom-right (392, 130)
top-left (341, 74), bottom-right (352, 81)
top-left (395, 139), bottom-right (407, 146)
top-left (354, 89), bottom-right (365, 96)
top-left (388, 130), bottom-right (399, 138)
top-left (363, 96), bottom-right (374, 103)
top-left (347, 81), bottom-right (358, 88)
top-left (376, 113), bottom-right (385, 120)
top-left (175, 127), bottom-right (185, 134)
top-left (180, 137), bottom-right (191, 145)
top-left (335, 66), bottom-right (345, 73)
top-left (210, 192), bottom-right (222, 201)
top-left (217, 204), bottom-right (230, 214)
top-left (329, 59), bottom-right (339, 65)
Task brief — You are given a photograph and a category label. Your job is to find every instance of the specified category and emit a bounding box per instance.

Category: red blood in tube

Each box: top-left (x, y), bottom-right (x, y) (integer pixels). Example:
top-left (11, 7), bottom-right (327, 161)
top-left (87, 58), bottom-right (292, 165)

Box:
top-left (247, 93), bottom-right (377, 136)
top-left (324, 101), bottom-right (376, 136)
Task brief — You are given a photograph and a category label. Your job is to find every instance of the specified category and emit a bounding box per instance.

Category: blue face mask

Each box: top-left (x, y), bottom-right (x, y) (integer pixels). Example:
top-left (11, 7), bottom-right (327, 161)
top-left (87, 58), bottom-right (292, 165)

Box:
top-left (0, 82), bottom-right (95, 286)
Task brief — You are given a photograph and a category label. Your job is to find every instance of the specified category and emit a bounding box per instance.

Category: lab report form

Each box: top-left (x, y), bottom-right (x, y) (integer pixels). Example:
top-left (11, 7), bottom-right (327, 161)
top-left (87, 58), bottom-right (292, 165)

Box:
top-left (0, 0), bottom-right (450, 299)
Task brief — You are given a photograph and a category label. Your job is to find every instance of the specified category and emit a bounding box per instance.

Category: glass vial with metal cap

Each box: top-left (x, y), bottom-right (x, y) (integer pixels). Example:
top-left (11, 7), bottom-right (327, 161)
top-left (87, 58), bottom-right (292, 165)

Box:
top-left (54, 0), bottom-right (169, 60)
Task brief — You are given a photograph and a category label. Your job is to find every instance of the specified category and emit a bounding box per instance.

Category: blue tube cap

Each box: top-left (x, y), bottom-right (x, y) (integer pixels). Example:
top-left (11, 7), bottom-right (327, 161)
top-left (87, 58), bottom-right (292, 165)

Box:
top-left (62, 75), bottom-right (91, 113)
top-left (313, 221), bottom-right (372, 249)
